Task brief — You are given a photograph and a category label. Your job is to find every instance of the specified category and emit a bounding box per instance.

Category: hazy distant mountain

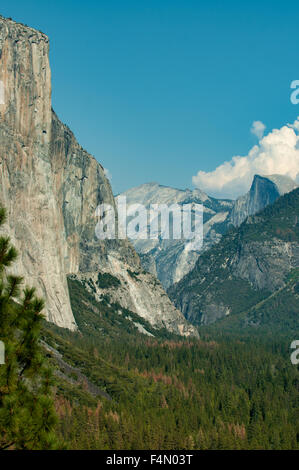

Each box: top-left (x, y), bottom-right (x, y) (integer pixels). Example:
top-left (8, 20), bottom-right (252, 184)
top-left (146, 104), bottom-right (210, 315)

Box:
top-left (116, 183), bottom-right (234, 288)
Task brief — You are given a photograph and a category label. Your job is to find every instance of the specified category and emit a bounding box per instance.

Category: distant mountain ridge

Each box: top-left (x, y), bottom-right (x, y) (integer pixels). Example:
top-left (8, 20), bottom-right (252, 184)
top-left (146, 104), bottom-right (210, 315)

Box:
top-left (168, 187), bottom-right (299, 330)
top-left (116, 183), bottom-right (233, 288)
top-left (118, 175), bottom-right (298, 289)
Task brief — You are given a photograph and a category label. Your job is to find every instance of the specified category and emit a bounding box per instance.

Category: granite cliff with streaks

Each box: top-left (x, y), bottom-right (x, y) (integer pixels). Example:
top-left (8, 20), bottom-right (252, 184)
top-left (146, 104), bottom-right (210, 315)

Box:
top-left (0, 16), bottom-right (197, 337)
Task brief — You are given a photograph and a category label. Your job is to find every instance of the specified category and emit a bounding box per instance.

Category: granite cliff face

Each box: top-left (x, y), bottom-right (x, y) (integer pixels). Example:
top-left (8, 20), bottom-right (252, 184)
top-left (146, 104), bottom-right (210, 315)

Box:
top-left (0, 18), bottom-right (76, 328)
top-left (0, 17), bottom-right (196, 337)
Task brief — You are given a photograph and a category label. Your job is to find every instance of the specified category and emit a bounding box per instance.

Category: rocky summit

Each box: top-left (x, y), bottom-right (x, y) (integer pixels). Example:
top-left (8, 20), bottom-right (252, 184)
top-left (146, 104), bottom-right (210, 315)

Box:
top-left (0, 16), bottom-right (197, 337)
top-left (229, 174), bottom-right (298, 227)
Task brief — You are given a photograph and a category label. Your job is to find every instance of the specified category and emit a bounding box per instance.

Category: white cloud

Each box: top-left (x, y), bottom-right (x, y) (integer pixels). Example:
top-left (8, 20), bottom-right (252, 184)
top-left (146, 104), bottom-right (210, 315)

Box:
top-left (251, 120), bottom-right (266, 139)
top-left (192, 118), bottom-right (299, 199)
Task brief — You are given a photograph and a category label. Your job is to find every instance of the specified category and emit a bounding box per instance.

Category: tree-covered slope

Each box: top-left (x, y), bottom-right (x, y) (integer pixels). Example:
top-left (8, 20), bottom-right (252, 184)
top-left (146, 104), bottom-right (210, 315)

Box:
top-left (37, 273), bottom-right (298, 450)
top-left (42, 314), bottom-right (299, 450)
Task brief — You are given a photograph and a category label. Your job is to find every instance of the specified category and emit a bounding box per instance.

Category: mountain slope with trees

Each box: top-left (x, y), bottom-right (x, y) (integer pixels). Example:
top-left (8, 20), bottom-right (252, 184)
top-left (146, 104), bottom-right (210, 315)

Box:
top-left (43, 318), bottom-right (299, 450)
top-left (169, 188), bottom-right (299, 329)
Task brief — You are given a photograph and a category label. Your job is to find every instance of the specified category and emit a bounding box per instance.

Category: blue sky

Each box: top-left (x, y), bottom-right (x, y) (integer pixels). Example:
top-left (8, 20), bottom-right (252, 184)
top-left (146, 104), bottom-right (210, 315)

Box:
top-left (1, 0), bottom-right (299, 196)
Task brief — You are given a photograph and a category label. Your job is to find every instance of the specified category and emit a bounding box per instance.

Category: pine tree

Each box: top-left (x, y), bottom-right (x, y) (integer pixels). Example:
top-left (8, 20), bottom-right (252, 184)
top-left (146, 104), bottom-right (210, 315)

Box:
top-left (0, 205), bottom-right (58, 449)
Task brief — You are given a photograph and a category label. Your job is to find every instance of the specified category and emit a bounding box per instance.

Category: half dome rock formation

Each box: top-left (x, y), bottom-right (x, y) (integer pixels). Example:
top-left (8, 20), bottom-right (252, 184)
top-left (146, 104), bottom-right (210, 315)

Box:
top-left (229, 174), bottom-right (298, 227)
top-left (0, 16), bottom-right (197, 337)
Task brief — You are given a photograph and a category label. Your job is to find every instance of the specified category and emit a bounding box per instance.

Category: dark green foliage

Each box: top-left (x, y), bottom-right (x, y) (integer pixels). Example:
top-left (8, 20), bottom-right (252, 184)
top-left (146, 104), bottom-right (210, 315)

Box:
top-left (127, 269), bottom-right (140, 281)
top-left (96, 272), bottom-right (121, 289)
top-left (0, 206), bottom-right (58, 450)
top-left (44, 316), bottom-right (299, 450)
top-left (39, 278), bottom-right (299, 450)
